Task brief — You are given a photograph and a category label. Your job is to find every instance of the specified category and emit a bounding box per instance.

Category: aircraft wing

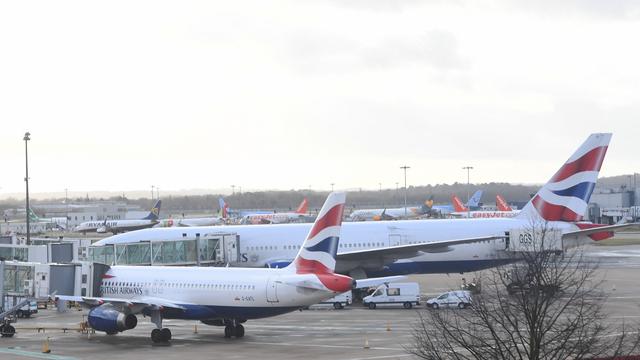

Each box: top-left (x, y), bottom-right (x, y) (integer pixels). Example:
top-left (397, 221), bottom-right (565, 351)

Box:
top-left (562, 223), bottom-right (640, 238)
top-left (336, 235), bottom-right (505, 264)
top-left (354, 276), bottom-right (406, 289)
top-left (54, 295), bottom-right (186, 311)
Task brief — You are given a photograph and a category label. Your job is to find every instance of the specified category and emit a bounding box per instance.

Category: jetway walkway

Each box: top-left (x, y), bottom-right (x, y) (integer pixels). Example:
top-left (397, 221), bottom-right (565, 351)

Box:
top-left (89, 232), bottom-right (240, 266)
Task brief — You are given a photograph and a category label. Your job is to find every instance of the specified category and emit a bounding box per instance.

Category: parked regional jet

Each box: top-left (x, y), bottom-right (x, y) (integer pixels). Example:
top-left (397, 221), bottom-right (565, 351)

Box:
top-left (75, 200), bottom-right (161, 235)
top-left (349, 190), bottom-right (483, 221)
top-left (241, 198), bottom-right (309, 224)
top-left (94, 134), bottom-right (635, 279)
top-left (156, 198), bottom-right (228, 227)
top-left (57, 193), bottom-right (402, 343)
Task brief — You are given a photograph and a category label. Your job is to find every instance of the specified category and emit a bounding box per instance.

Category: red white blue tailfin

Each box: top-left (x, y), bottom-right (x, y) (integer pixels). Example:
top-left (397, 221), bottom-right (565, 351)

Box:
top-left (517, 133), bottom-right (611, 222)
top-left (287, 192), bottom-right (345, 274)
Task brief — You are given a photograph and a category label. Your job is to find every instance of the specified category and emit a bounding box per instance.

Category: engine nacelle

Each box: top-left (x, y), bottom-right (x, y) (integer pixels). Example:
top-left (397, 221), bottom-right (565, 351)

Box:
top-left (88, 305), bottom-right (137, 333)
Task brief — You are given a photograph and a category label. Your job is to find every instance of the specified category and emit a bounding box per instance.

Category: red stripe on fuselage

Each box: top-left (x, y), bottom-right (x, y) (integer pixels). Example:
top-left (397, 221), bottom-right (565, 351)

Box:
top-left (532, 195), bottom-right (581, 222)
top-left (550, 146), bottom-right (608, 183)
top-left (307, 204), bottom-right (344, 239)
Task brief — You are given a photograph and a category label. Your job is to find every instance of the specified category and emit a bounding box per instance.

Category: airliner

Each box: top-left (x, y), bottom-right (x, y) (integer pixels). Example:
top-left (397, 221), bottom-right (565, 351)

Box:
top-left (450, 194), bottom-right (520, 218)
top-left (156, 198), bottom-right (228, 227)
top-left (94, 134), bottom-right (635, 279)
top-left (75, 200), bottom-right (161, 235)
top-left (241, 198), bottom-right (309, 224)
top-left (57, 193), bottom-right (402, 343)
top-left (348, 190), bottom-right (483, 221)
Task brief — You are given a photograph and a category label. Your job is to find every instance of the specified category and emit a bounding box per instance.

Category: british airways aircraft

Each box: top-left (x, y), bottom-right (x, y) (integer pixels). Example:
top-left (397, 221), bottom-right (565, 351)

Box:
top-left (58, 193), bottom-right (401, 343)
top-left (75, 200), bottom-right (162, 234)
top-left (94, 134), bottom-right (635, 278)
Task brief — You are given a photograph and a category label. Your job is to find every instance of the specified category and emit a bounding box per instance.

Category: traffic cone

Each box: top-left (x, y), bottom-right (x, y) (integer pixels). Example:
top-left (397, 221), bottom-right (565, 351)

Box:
top-left (386, 320), bottom-right (391, 332)
top-left (42, 337), bottom-right (51, 353)
top-left (364, 336), bottom-right (370, 349)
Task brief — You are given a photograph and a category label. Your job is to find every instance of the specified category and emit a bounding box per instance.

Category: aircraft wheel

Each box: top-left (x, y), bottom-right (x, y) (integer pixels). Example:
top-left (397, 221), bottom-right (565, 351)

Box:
top-left (160, 328), bottom-right (171, 341)
top-left (224, 325), bottom-right (233, 338)
top-left (234, 324), bottom-right (244, 338)
top-left (403, 302), bottom-right (412, 309)
top-left (5, 325), bottom-right (15, 337)
top-left (368, 303), bottom-right (376, 310)
top-left (151, 328), bottom-right (162, 343)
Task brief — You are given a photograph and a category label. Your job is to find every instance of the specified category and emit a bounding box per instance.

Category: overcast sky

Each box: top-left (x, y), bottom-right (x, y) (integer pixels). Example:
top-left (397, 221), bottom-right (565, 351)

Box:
top-left (0, 1), bottom-right (638, 198)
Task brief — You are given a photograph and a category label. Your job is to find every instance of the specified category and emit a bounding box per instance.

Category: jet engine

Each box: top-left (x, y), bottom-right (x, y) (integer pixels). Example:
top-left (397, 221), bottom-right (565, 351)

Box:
top-left (88, 305), bottom-right (137, 334)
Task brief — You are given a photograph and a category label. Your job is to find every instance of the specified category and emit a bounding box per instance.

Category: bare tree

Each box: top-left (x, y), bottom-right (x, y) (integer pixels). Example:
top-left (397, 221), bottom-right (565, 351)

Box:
top-left (407, 222), bottom-right (640, 360)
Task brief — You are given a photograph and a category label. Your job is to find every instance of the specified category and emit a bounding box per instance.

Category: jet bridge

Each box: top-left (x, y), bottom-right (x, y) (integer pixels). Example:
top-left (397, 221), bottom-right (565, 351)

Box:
top-left (89, 232), bottom-right (241, 266)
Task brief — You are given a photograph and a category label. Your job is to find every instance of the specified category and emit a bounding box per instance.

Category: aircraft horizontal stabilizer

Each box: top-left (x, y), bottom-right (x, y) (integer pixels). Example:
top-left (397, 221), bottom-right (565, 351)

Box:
top-left (562, 223), bottom-right (640, 239)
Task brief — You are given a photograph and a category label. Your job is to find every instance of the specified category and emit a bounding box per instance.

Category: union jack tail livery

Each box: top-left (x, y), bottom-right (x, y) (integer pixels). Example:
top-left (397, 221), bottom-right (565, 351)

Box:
top-left (452, 195), bottom-right (468, 212)
top-left (496, 195), bottom-right (512, 211)
top-left (518, 133), bottom-right (611, 222)
top-left (295, 198), bottom-right (309, 214)
top-left (287, 192), bottom-right (345, 274)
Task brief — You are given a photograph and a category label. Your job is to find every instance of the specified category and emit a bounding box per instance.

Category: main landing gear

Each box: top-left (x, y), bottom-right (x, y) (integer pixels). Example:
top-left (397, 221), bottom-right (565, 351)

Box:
top-left (223, 319), bottom-right (245, 338)
top-left (150, 310), bottom-right (171, 343)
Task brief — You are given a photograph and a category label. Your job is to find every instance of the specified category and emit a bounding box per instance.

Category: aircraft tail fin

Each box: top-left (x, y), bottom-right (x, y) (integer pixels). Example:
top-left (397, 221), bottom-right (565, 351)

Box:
top-left (295, 198), bottom-right (309, 214)
top-left (143, 200), bottom-right (162, 220)
top-left (496, 195), bottom-right (512, 211)
top-left (287, 192), bottom-right (345, 274)
top-left (516, 133), bottom-right (612, 222)
top-left (27, 208), bottom-right (40, 222)
top-left (452, 195), bottom-right (468, 212)
top-left (467, 190), bottom-right (483, 208)
top-left (218, 197), bottom-right (228, 218)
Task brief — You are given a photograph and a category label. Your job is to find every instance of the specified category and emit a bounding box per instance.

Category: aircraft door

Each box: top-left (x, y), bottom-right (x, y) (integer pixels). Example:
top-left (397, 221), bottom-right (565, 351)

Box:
top-left (266, 277), bottom-right (279, 303)
top-left (389, 234), bottom-right (401, 247)
top-left (223, 234), bottom-right (240, 263)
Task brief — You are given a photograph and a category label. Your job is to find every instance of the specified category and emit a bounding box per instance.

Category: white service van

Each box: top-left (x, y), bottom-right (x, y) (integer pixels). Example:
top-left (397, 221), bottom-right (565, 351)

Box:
top-left (426, 290), bottom-right (472, 309)
top-left (362, 282), bottom-right (420, 309)
top-left (315, 291), bottom-right (352, 309)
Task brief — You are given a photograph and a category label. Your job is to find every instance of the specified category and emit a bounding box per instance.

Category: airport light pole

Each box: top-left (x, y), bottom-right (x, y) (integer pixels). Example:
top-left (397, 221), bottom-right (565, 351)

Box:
top-left (156, 186), bottom-right (160, 200)
top-left (462, 166), bottom-right (473, 218)
top-left (400, 166), bottom-right (410, 218)
top-left (331, 183), bottom-right (335, 192)
top-left (24, 132), bottom-right (31, 245)
top-left (65, 188), bottom-right (69, 230)
top-left (231, 185), bottom-right (235, 195)
top-left (151, 185), bottom-right (155, 200)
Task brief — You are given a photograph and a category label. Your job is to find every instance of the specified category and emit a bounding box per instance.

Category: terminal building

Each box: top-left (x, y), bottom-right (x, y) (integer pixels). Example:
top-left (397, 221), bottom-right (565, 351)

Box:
top-left (588, 186), bottom-right (640, 224)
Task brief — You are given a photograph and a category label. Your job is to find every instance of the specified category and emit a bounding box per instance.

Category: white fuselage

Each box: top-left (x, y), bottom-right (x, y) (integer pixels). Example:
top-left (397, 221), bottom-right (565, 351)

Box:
top-left (76, 219), bottom-right (158, 234)
top-left (242, 212), bottom-right (305, 224)
top-left (100, 265), bottom-right (337, 320)
top-left (155, 217), bottom-right (224, 228)
top-left (349, 206), bottom-right (422, 221)
top-left (94, 217), bottom-right (587, 276)
top-left (451, 210), bottom-right (521, 219)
